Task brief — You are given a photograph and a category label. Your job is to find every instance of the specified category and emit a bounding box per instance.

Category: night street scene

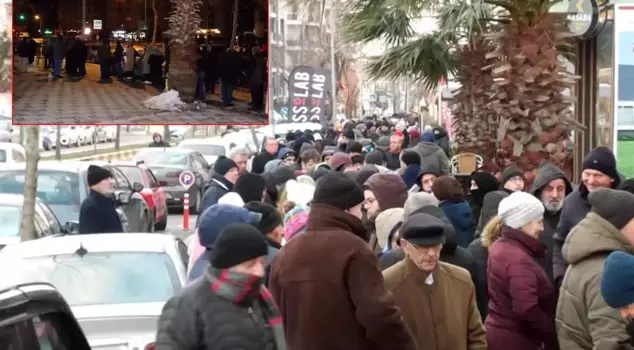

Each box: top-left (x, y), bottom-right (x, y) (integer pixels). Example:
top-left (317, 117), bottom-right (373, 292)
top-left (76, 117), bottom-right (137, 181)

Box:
top-left (13, 0), bottom-right (268, 124)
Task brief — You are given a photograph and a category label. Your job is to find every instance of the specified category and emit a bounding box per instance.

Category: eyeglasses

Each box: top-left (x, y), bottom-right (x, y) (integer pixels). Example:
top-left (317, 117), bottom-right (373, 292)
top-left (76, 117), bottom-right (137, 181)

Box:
top-left (363, 198), bottom-right (377, 206)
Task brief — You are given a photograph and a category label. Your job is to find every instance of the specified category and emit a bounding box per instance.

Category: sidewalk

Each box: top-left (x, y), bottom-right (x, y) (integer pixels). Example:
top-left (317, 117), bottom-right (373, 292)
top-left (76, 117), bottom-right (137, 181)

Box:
top-left (13, 65), bottom-right (268, 125)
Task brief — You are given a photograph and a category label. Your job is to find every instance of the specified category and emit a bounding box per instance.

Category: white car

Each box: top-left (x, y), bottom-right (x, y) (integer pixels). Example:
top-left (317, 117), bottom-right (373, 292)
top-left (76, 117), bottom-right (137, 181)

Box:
top-left (102, 126), bottom-right (117, 141)
top-left (177, 138), bottom-right (228, 164)
top-left (0, 233), bottom-right (189, 349)
top-left (0, 142), bottom-right (26, 163)
top-left (58, 127), bottom-right (81, 147)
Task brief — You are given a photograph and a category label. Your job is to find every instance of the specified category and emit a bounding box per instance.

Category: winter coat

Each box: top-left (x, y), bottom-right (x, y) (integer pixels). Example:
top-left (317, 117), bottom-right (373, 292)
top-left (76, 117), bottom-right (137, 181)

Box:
top-left (78, 190), bottom-right (124, 234)
top-left (555, 212), bottom-right (634, 349)
top-left (263, 237), bottom-right (280, 287)
top-left (200, 176), bottom-right (232, 214)
top-left (411, 142), bottom-right (449, 175)
top-left (467, 237), bottom-right (489, 320)
top-left (269, 204), bottom-right (414, 350)
top-left (433, 127), bottom-right (451, 157)
top-left (155, 268), bottom-right (278, 350)
top-left (17, 41), bottom-right (29, 57)
top-left (385, 152), bottom-right (401, 171)
top-left (124, 47), bottom-right (137, 71)
top-left (474, 190), bottom-right (510, 238)
top-left (97, 44), bottom-right (111, 64)
top-left (552, 185), bottom-right (591, 287)
top-left (383, 259), bottom-right (487, 350)
top-left (401, 164), bottom-right (421, 189)
top-left (248, 52), bottom-right (267, 86)
top-left (486, 226), bottom-right (558, 350)
top-left (218, 50), bottom-right (242, 85)
top-left (529, 163), bottom-right (572, 283)
top-left (439, 200), bottom-right (474, 248)
top-left (252, 149), bottom-right (278, 174)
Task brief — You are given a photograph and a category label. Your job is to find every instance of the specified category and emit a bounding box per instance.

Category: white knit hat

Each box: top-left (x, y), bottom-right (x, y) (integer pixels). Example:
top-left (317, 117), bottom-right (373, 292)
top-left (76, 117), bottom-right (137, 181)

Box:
top-left (497, 191), bottom-right (544, 229)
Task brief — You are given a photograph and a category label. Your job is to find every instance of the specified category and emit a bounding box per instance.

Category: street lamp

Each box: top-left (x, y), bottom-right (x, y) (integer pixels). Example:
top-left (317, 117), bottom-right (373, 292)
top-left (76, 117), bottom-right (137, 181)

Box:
top-left (34, 15), bottom-right (43, 36)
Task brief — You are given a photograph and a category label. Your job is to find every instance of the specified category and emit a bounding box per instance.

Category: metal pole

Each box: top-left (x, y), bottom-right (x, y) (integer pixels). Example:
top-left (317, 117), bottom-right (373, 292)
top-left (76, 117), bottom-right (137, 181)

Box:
top-left (404, 78), bottom-right (409, 112)
top-left (144, 0), bottom-right (147, 36)
top-left (82, 0), bottom-right (86, 32)
top-left (329, 0), bottom-right (337, 123)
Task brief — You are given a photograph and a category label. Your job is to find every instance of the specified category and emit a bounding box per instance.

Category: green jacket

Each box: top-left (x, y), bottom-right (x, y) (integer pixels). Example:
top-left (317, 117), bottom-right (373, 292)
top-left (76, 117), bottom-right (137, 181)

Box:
top-left (555, 212), bottom-right (634, 349)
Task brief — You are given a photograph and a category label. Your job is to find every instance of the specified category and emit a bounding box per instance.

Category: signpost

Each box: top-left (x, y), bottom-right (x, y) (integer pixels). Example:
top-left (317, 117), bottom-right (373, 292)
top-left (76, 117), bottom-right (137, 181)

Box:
top-left (93, 19), bottom-right (102, 30)
top-left (565, 0), bottom-right (599, 38)
top-left (179, 171), bottom-right (195, 230)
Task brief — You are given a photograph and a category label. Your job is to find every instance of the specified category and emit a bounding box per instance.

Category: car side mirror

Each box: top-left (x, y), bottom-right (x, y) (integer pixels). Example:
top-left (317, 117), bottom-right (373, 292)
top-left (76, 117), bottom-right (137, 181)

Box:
top-left (132, 182), bottom-right (144, 193)
top-left (117, 192), bottom-right (131, 204)
top-left (64, 221), bottom-right (79, 234)
top-left (158, 180), bottom-right (169, 187)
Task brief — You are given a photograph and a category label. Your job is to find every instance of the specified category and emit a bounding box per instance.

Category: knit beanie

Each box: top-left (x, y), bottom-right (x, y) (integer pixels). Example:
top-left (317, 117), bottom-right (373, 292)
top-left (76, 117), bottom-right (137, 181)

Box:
top-left (583, 146), bottom-right (619, 185)
top-left (356, 164), bottom-right (379, 187)
top-left (210, 224), bottom-right (269, 269)
top-left (87, 165), bottom-right (112, 186)
top-left (244, 201), bottom-right (283, 234)
top-left (346, 142), bottom-right (364, 154)
top-left (364, 173), bottom-right (408, 210)
top-left (589, 188), bottom-right (634, 230)
top-left (421, 131), bottom-right (435, 142)
top-left (284, 205), bottom-right (309, 241)
top-left (272, 164), bottom-right (297, 186)
top-left (400, 150), bottom-right (421, 166)
top-left (330, 152), bottom-right (352, 171)
top-left (497, 191), bottom-right (545, 229)
top-left (234, 173), bottom-right (267, 203)
top-left (601, 251), bottom-right (634, 308)
top-left (214, 156), bottom-right (238, 176)
top-left (403, 192), bottom-right (440, 218)
top-left (500, 167), bottom-right (523, 186)
top-left (312, 172), bottom-right (365, 210)
top-left (431, 176), bottom-right (464, 201)
top-left (343, 129), bottom-right (355, 140)
top-left (377, 136), bottom-right (390, 147)
top-left (364, 150), bottom-right (385, 165)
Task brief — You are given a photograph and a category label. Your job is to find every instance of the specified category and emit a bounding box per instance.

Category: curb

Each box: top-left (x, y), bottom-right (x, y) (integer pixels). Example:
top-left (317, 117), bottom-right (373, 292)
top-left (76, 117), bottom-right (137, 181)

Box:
top-left (79, 149), bottom-right (140, 161)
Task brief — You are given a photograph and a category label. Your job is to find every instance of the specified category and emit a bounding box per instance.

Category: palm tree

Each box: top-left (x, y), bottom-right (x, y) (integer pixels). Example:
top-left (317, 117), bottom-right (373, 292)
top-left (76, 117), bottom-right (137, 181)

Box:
top-left (344, 0), bottom-right (584, 179)
top-left (165, 0), bottom-right (203, 102)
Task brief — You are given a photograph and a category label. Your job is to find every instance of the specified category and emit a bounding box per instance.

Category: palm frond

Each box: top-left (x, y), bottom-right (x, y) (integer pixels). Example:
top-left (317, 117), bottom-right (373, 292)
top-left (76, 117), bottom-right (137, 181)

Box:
top-left (436, 0), bottom-right (495, 43)
top-left (343, 3), bottom-right (415, 45)
top-left (364, 34), bottom-right (455, 90)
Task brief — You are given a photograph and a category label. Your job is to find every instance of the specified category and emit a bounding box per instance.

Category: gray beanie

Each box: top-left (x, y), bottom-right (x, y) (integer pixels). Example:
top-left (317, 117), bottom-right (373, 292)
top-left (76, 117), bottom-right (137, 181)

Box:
top-left (497, 191), bottom-right (544, 229)
top-left (589, 188), bottom-right (634, 230)
top-left (403, 192), bottom-right (440, 219)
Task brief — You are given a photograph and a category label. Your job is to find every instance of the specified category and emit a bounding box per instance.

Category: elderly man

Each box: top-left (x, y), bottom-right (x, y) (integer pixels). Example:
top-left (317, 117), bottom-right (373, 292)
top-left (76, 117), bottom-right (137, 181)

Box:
top-left (229, 147), bottom-right (249, 174)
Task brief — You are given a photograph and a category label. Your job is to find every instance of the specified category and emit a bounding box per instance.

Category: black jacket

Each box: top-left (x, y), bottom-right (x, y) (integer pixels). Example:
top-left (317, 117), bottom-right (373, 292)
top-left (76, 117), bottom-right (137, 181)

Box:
top-left (473, 190), bottom-right (510, 238)
top-left (78, 190), bottom-right (124, 234)
top-left (252, 150), bottom-right (277, 175)
top-left (218, 50), bottom-right (242, 85)
top-left (200, 176), bottom-right (232, 215)
top-left (155, 269), bottom-right (277, 350)
top-left (466, 237), bottom-right (488, 320)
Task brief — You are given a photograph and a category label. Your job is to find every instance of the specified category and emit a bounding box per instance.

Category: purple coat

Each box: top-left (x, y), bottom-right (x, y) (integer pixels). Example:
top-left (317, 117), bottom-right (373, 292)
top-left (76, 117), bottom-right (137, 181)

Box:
top-left (485, 226), bottom-right (558, 350)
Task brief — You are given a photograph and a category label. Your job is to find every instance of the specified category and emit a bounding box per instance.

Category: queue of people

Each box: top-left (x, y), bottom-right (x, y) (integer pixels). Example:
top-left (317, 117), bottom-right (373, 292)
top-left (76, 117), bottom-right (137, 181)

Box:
top-left (88, 116), bottom-right (631, 350)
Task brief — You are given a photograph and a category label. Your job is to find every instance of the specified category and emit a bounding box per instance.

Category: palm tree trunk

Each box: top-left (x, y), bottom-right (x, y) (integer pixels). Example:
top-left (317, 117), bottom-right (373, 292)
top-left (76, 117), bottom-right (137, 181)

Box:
top-left (152, 0), bottom-right (159, 44)
top-left (19, 126), bottom-right (39, 242)
top-left (230, 0), bottom-right (240, 46)
top-left (166, 0), bottom-right (202, 102)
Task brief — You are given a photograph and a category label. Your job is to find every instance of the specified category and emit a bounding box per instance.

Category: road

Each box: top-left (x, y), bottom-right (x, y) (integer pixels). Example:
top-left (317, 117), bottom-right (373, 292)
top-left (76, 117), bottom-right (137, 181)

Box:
top-left (166, 210), bottom-right (198, 241)
top-left (14, 62), bottom-right (267, 125)
top-left (40, 130), bottom-right (151, 158)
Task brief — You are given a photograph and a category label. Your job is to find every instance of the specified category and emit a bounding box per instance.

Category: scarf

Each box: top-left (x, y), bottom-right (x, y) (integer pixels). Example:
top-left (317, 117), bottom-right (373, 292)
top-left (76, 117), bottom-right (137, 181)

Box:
top-left (206, 267), bottom-right (287, 350)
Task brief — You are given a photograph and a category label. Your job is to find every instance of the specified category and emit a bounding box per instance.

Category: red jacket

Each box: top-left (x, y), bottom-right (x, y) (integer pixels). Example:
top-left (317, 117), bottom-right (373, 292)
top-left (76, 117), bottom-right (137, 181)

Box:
top-left (485, 226), bottom-right (558, 350)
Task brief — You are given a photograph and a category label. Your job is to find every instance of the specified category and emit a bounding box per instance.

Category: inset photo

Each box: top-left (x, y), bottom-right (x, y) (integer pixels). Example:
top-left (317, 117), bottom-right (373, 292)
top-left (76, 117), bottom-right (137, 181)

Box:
top-left (13, 0), bottom-right (268, 125)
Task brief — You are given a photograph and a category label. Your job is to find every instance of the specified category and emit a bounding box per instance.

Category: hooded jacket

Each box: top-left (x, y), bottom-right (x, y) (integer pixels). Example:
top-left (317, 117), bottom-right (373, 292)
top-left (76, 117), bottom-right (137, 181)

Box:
top-left (199, 174), bottom-right (233, 216)
top-left (474, 190), bottom-right (510, 238)
top-left (269, 204), bottom-right (414, 350)
top-left (148, 133), bottom-right (170, 147)
top-left (469, 172), bottom-right (499, 228)
top-left (375, 208), bottom-right (404, 251)
top-left (364, 174), bottom-right (408, 251)
top-left (401, 164), bottom-right (422, 190)
top-left (411, 142), bottom-right (450, 175)
top-left (529, 163), bottom-right (572, 283)
top-left (555, 212), bottom-right (634, 349)
top-left (439, 200), bottom-right (474, 248)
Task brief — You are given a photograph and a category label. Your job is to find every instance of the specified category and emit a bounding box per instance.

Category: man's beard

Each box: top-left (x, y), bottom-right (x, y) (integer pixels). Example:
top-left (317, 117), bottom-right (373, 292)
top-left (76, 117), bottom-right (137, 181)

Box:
top-left (542, 198), bottom-right (563, 212)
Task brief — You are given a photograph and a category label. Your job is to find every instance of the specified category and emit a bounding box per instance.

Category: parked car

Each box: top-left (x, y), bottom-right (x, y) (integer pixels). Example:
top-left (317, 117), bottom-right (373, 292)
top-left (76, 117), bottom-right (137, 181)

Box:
top-left (58, 127), bottom-right (81, 148)
top-left (134, 148), bottom-right (211, 214)
top-left (0, 161), bottom-right (151, 232)
top-left (0, 142), bottom-right (26, 163)
top-left (0, 282), bottom-right (91, 350)
top-left (0, 233), bottom-right (189, 349)
top-left (77, 126), bottom-right (108, 145)
top-left (0, 193), bottom-right (75, 250)
top-left (103, 125), bottom-right (117, 141)
top-left (0, 118), bottom-right (19, 143)
top-left (113, 161), bottom-right (169, 231)
top-left (177, 138), bottom-right (227, 165)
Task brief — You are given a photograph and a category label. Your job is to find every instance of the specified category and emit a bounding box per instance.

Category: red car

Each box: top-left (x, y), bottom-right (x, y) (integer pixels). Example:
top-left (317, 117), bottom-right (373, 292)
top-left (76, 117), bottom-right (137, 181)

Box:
top-left (113, 162), bottom-right (169, 231)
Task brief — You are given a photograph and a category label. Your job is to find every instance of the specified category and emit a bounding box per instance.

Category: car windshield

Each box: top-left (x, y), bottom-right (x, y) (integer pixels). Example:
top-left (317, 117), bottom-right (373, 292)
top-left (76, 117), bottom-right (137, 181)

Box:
top-left (118, 166), bottom-right (145, 186)
top-left (137, 151), bottom-right (188, 166)
top-left (0, 205), bottom-right (21, 236)
top-left (0, 170), bottom-right (81, 205)
top-left (21, 252), bottom-right (181, 306)
top-left (180, 144), bottom-right (225, 156)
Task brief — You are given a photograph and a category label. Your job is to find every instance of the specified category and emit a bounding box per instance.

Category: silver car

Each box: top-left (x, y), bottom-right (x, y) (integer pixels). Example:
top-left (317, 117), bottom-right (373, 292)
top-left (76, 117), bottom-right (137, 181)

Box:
top-left (0, 233), bottom-right (190, 350)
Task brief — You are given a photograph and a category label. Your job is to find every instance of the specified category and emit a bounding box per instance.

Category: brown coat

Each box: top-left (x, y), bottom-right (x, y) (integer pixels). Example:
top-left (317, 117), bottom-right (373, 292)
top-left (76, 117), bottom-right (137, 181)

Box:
top-left (269, 204), bottom-right (414, 350)
top-left (383, 258), bottom-right (487, 350)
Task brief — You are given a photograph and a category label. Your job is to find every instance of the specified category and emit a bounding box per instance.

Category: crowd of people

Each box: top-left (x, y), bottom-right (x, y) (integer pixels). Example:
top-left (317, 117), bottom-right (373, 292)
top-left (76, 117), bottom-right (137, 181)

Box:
top-left (76, 116), bottom-right (634, 349)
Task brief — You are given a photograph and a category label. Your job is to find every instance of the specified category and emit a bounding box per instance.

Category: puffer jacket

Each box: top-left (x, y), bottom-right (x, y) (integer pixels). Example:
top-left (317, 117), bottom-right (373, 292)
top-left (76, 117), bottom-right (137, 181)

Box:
top-left (411, 142), bottom-right (450, 175)
top-left (556, 212), bottom-right (634, 349)
top-left (155, 268), bottom-right (278, 350)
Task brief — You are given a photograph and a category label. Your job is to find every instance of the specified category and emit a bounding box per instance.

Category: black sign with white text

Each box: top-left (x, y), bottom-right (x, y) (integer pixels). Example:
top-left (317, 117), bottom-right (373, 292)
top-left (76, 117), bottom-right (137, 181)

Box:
top-left (287, 66), bottom-right (332, 124)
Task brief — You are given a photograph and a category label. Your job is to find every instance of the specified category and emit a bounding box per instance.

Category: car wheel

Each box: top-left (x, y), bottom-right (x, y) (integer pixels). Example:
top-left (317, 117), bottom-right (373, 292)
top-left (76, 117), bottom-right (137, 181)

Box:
top-left (155, 210), bottom-right (168, 231)
top-left (190, 190), bottom-right (203, 214)
top-left (43, 145), bottom-right (50, 151)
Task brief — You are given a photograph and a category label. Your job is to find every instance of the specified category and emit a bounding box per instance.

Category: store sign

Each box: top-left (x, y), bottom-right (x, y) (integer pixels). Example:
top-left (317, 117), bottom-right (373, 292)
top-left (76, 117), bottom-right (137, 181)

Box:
top-left (287, 66), bottom-right (332, 124)
top-left (566, 0), bottom-right (599, 38)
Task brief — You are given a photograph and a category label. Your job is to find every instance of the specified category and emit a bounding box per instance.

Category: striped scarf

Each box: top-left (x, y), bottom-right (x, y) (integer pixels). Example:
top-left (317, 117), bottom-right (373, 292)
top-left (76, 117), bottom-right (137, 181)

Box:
top-left (207, 267), bottom-right (287, 350)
